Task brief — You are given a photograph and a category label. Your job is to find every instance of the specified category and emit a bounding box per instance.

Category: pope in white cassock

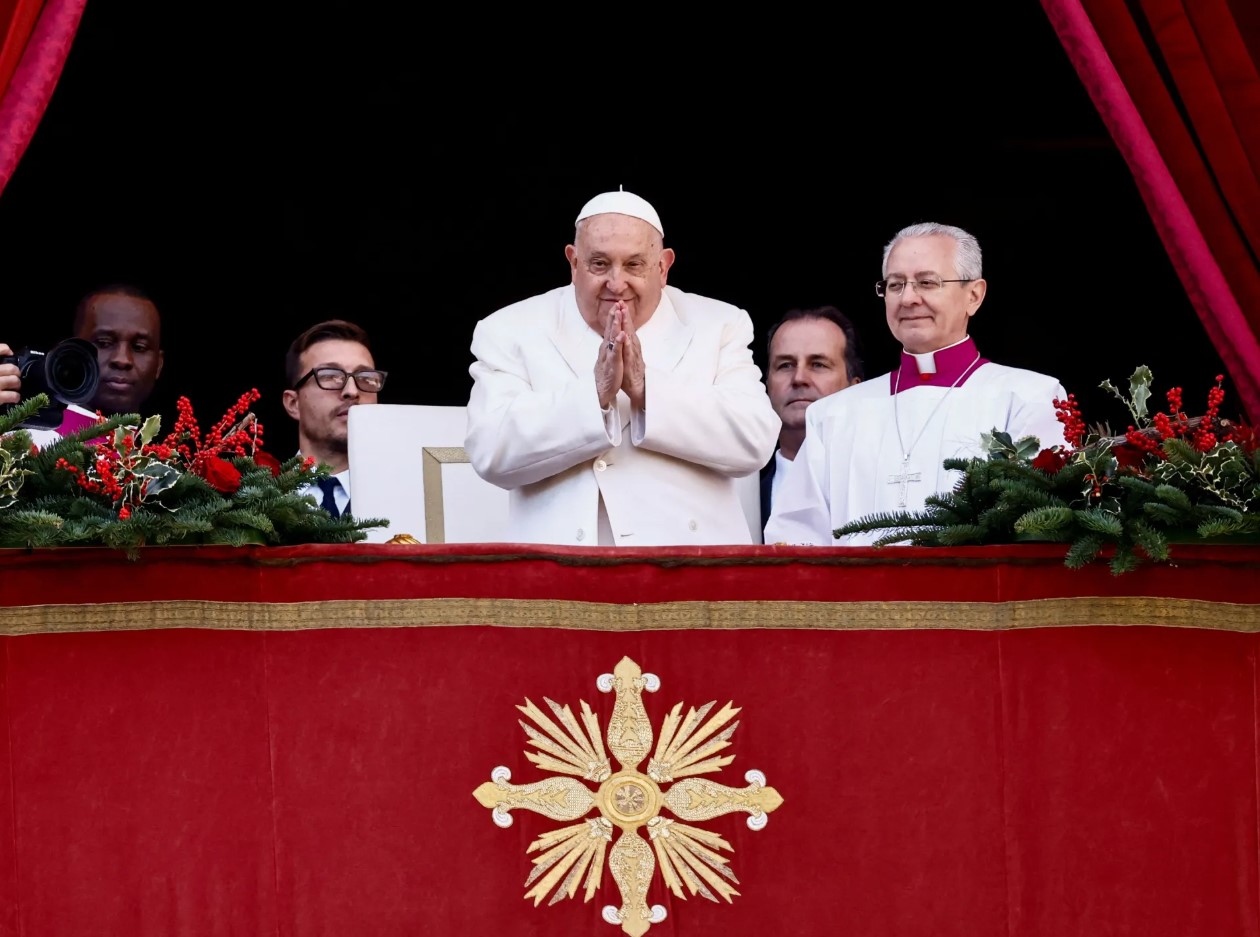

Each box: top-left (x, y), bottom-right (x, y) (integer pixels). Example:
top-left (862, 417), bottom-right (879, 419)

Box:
top-left (465, 189), bottom-right (779, 546)
top-left (764, 222), bottom-right (1067, 546)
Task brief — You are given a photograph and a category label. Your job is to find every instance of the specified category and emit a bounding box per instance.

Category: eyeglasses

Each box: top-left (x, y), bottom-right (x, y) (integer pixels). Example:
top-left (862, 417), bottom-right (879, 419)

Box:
top-left (875, 276), bottom-right (973, 297)
top-left (293, 367), bottom-right (388, 393)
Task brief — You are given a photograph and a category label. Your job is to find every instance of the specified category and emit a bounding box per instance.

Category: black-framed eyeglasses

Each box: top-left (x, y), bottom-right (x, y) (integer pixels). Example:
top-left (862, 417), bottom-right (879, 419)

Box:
top-left (293, 367), bottom-right (388, 393)
top-left (875, 276), bottom-right (974, 297)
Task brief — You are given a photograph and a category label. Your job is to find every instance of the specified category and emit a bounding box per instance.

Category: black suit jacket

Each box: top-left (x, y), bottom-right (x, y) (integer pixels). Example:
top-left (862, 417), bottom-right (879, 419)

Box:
top-left (759, 452), bottom-right (777, 532)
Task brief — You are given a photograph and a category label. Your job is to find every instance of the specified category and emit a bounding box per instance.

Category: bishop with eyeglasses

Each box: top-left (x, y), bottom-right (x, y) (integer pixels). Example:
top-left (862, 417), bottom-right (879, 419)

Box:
top-left (764, 222), bottom-right (1066, 546)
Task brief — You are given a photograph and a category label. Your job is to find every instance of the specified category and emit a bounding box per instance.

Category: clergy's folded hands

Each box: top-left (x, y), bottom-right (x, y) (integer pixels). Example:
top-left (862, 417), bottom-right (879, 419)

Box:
top-left (597, 301), bottom-right (645, 411)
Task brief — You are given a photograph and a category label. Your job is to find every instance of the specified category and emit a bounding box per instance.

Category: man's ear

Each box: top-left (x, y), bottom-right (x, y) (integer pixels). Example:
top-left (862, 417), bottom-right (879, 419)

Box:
top-left (282, 388), bottom-right (300, 421)
top-left (658, 247), bottom-right (676, 285)
top-left (564, 244), bottom-right (579, 279)
top-left (967, 278), bottom-right (987, 316)
top-left (155, 350), bottom-right (165, 380)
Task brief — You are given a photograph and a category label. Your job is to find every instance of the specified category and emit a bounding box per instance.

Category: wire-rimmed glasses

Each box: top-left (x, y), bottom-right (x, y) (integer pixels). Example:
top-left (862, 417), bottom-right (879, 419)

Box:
top-left (875, 276), bottom-right (973, 297)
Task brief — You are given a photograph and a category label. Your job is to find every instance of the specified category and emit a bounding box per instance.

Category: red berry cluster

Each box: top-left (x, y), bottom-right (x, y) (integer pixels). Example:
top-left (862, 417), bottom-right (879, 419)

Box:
top-left (54, 387), bottom-right (278, 516)
top-left (1191, 376), bottom-right (1226, 453)
top-left (1123, 425), bottom-right (1163, 458)
top-left (1053, 394), bottom-right (1086, 448)
top-left (1151, 385), bottom-right (1190, 443)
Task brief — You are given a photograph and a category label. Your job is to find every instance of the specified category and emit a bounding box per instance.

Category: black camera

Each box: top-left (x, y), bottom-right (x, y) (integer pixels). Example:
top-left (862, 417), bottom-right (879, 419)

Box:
top-left (0, 338), bottom-right (100, 430)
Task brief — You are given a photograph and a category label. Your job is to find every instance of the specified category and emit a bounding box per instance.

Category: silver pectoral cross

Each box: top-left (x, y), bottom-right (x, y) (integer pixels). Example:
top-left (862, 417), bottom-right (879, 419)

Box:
top-left (889, 457), bottom-right (922, 508)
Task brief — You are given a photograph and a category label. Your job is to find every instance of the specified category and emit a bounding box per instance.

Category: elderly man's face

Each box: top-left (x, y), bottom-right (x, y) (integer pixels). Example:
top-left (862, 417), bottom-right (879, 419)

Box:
top-left (565, 213), bottom-right (675, 332)
top-left (884, 234), bottom-right (986, 354)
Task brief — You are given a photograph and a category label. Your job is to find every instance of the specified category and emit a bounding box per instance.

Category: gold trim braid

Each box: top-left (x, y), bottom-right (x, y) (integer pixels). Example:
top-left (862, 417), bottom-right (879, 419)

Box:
top-left (1, 596), bottom-right (1258, 636)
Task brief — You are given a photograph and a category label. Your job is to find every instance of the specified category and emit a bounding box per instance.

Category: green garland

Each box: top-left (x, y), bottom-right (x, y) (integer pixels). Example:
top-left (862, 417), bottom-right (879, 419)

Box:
top-left (0, 394), bottom-right (384, 554)
top-left (834, 367), bottom-right (1260, 574)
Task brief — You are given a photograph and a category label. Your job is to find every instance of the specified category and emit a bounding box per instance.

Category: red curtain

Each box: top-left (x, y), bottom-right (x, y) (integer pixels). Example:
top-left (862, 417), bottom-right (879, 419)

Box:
top-left (1042, 0), bottom-right (1260, 419)
top-left (0, 0), bottom-right (85, 196)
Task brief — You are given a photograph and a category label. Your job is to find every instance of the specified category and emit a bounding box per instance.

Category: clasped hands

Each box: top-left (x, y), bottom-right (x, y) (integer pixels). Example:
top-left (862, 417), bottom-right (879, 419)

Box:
top-left (595, 301), bottom-right (645, 411)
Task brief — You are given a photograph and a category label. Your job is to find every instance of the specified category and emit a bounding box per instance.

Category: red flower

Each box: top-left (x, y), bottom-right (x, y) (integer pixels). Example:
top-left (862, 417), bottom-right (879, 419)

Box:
top-left (254, 449), bottom-right (282, 477)
top-left (1111, 443), bottom-right (1147, 470)
top-left (1032, 448), bottom-right (1067, 474)
top-left (1228, 422), bottom-right (1259, 455)
top-left (200, 458), bottom-right (242, 494)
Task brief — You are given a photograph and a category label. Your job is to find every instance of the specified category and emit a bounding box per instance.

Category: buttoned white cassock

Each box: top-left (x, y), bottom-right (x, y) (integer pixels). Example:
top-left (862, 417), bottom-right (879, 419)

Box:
top-left (465, 284), bottom-right (780, 546)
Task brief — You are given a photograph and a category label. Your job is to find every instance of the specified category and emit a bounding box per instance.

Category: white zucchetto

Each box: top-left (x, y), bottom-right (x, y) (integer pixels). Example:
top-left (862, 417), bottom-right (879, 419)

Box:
top-left (575, 187), bottom-right (664, 237)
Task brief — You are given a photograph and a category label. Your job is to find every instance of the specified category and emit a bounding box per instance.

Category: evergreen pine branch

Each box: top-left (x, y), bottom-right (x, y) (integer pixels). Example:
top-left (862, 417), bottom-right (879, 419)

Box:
top-left (1074, 508), bottom-right (1124, 537)
top-left (1195, 503), bottom-right (1244, 521)
top-left (1109, 545), bottom-right (1140, 576)
top-left (0, 394), bottom-right (50, 435)
top-left (1150, 482), bottom-right (1192, 513)
top-left (920, 494), bottom-right (969, 525)
top-left (1161, 437), bottom-right (1198, 464)
top-left (1063, 535), bottom-right (1104, 569)
top-left (1141, 502), bottom-right (1187, 525)
top-left (215, 510), bottom-right (277, 535)
top-left (1197, 517), bottom-right (1250, 539)
top-left (1131, 521), bottom-right (1169, 562)
top-left (1013, 506), bottom-right (1075, 538)
top-left (868, 528), bottom-right (922, 547)
top-left (834, 510), bottom-right (933, 540)
top-left (933, 524), bottom-right (987, 545)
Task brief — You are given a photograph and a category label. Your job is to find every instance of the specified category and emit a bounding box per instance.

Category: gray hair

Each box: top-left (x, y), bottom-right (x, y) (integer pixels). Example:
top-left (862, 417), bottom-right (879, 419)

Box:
top-left (881, 222), bottom-right (983, 280)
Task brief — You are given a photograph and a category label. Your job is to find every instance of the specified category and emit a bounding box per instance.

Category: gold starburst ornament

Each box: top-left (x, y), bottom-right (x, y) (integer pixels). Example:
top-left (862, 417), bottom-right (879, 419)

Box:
top-left (472, 656), bottom-right (784, 935)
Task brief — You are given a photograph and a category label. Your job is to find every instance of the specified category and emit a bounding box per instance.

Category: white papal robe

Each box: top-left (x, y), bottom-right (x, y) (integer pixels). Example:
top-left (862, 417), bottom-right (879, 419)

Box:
top-left (465, 284), bottom-right (779, 546)
top-left (764, 347), bottom-right (1066, 546)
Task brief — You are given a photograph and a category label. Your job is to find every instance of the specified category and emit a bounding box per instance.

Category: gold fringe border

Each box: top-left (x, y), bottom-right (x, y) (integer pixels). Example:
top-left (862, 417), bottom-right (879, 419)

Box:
top-left (1, 595), bottom-right (1257, 635)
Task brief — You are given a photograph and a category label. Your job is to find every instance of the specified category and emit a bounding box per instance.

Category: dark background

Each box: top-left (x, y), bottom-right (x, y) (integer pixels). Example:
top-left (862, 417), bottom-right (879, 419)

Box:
top-left (0, 4), bottom-right (1232, 453)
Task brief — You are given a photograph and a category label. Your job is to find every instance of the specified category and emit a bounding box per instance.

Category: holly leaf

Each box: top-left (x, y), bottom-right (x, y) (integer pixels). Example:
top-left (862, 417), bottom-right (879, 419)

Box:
top-left (139, 414), bottom-right (162, 446)
top-left (141, 461), bottom-right (181, 497)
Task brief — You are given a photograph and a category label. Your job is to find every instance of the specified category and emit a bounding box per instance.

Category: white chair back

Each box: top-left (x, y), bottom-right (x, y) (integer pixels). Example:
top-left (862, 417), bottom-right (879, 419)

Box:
top-left (347, 404), bottom-right (510, 544)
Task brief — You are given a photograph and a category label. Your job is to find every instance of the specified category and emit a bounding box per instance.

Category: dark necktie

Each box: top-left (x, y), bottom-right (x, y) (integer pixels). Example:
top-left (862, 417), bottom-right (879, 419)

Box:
top-left (317, 477), bottom-right (342, 518)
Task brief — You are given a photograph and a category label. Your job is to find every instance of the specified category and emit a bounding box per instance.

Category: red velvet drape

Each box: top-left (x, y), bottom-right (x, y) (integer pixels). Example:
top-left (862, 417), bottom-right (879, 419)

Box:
top-left (0, 0), bottom-right (85, 196)
top-left (1042, 0), bottom-right (1260, 419)
top-left (0, 2), bottom-right (42, 95)
top-left (1, 544), bottom-right (1258, 937)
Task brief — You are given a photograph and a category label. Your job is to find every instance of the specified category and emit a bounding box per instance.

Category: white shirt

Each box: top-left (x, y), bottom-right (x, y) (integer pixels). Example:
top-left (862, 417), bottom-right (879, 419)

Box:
top-left (297, 464), bottom-right (352, 516)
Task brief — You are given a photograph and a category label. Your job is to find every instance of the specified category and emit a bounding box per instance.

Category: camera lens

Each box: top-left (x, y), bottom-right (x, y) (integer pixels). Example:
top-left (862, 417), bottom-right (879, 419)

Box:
top-left (43, 338), bottom-right (99, 401)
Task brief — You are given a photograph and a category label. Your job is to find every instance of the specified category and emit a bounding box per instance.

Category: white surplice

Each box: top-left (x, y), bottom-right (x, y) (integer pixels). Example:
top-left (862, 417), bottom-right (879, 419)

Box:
top-left (764, 362), bottom-right (1066, 546)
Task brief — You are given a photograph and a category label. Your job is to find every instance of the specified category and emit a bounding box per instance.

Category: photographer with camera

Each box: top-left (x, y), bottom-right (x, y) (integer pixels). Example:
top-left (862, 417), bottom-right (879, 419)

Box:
top-left (0, 338), bottom-right (102, 443)
top-left (2, 284), bottom-right (165, 443)
top-left (1, 284), bottom-right (164, 432)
